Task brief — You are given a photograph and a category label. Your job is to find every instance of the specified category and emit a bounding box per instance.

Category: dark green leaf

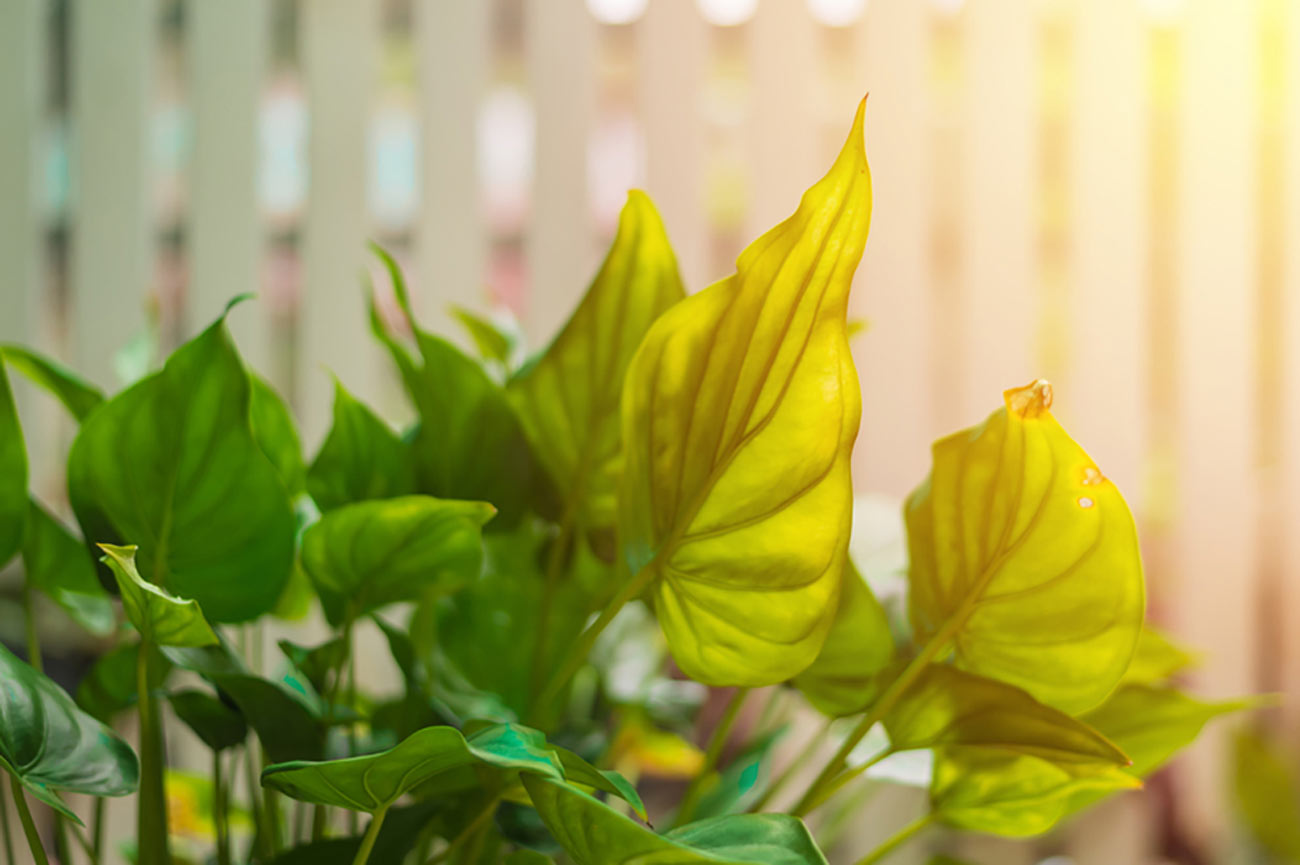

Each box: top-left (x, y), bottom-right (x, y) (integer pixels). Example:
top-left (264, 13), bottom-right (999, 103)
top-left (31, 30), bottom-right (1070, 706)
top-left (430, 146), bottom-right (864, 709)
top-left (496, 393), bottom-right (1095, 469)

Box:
top-left (306, 377), bottom-right (414, 512)
top-left (268, 800), bottom-right (443, 865)
top-left (0, 362), bottom-right (27, 567)
top-left (1, 345), bottom-right (104, 421)
top-left (169, 689), bottom-right (248, 752)
top-left (0, 644), bottom-right (139, 821)
top-left (22, 499), bottom-right (114, 636)
top-left (76, 643), bottom-right (172, 723)
top-left (99, 544), bottom-right (218, 648)
top-left (67, 310), bottom-right (296, 622)
top-left (250, 373), bottom-right (306, 495)
top-left (278, 637), bottom-right (347, 696)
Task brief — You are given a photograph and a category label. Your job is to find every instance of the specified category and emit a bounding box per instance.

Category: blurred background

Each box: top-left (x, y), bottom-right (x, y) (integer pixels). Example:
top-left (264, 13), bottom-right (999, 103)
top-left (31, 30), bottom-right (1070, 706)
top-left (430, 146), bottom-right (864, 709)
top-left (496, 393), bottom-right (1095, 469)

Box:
top-left (1, 0), bottom-right (1298, 863)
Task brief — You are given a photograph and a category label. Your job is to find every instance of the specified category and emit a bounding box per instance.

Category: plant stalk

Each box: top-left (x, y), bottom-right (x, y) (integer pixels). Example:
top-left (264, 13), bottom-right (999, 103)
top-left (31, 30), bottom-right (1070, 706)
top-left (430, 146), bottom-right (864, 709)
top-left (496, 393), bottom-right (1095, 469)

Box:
top-left (852, 814), bottom-right (934, 865)
top-left (675, 687), bottom-right (751, 827)
top-left (91, 797), bottom-right (104, 864)
top-left (750, 716), bottom-right (834, 813)
top-left (21, 583), bottom-right (41, 674)
top-left (797, 747), bottom-right (895, 815)
top-left (213, 752), bottom-right (230, 865)
top-left (527, 503), bottom-right (579, 708)
top-left (8, 777), bottom-right (49, 865)
top-left (244, 745), bottom-right (271, 861)
top-left (136, 639), bottom-right (171, 865)
top-left (350, 806), bottom-right (388, 865)
top-left (1, 776), bottom-right (16, 865)
top-left (426, 796), bottom-right (498, 865)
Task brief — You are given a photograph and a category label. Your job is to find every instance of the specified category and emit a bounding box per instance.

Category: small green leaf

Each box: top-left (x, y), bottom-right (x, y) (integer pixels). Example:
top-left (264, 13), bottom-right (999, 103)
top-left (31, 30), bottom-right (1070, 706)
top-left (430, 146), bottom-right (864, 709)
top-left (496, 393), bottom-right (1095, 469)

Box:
top-left (452, 305), bottom-right (519, 370)
top-left (0, 644), bottom-right (140, 822)
top-left (76, 643), bottom-right (172, 723)
top-left (691, 727), bottom-right (787, 820)
top-left (168, 689), bottom-right (248, 752)
top-left (250, 373), bottom-right (306, 495)
top-left (1, 345), bottom-right (104, 421)
top-left (906, 379), bottom-right (1144, 714)
top-left (1121, 627), bottom-right (1199, 686)
top-left (793, 562), bottom-right (893, 717)
top-left (524, 774), bottom-right (828, 864)
top-left (22, 499), bottom-right (114, 636)
top-left (509, 191), bottom-right (685, 531)
top-left (99, 544), bottom-right (218, 648)
top-left (0, 362), bottom-right (27, 567)
top-left (278, 637), bottom-right (347, 695)
top-left (1233, 729), bottom-right (1300, 862)
top-left (306, 377), bottom-right (414, 512)
top-left (299, 495), bottom-right (495, 625)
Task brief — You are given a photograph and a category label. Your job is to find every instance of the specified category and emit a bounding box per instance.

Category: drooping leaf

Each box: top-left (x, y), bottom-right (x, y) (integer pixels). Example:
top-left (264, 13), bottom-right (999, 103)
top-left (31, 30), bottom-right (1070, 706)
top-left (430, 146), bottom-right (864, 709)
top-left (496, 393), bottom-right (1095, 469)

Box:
top-left (306, 377), bottom-right (414, 512)
top-left (169, 689), bottom-right (248, 752)
top-left (792, 561), bottom-right (893, 717)
top-left (0, 644), bottom-right (140, 821)
top-left (299, 495), bottom-right (494, 625)
top-left (1232, 729), bottom-right (1300, 862)
top-left (883, 665), bottom-right (1128, 765)
top-left (99, 544), bottom-right (218, 648)
top-left (0, 362), bottom-right (27, 567)
top-left (509, 191), bottom-right (685, 530)
top-left (76, 643), bottom-right (172, 723)
top-left (249, 373), bottom-right (306, 495)
top-left (1120, 627), bottom-right (1198, 686)
top-left (1, 345), bottom-right (105, 421)
top-left (618, 102), bottom-right (872, 687)
top-left (906, 379), bottom-right (1145, 714)
top-left (67, 308), bottom-right (296, 622)
top-left (524, 775), bottom-right (828, 865)
top-left (929, 745), bottom-right (1139, 838)
top-left (22, 499), bottom-right (114, 636)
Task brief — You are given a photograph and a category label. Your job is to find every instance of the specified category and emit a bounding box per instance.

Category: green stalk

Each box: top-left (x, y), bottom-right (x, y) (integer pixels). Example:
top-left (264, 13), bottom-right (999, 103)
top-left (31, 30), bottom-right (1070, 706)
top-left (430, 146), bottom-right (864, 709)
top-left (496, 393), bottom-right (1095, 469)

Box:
top-left (1, 776), bottom-right (16, 865)
top-left (675, 688), bottom-right (750, 827)
top-left (244, 745), bottom-right (271, 861)
top-left (750, 716), bottom-right (834, 813)
top-left (852, 814), bottom-right (933, 865)
top-left (263, 754), bottom-right (284, 855)
top-left (350, 806), bottom-right (388, 865)
top-left (8, 776), bottom-right (49, 865)
top-left (91, 797), bottom-right (104, 864)
top-left (213, 752), bottom-right (230, 865)
top-left (68, 819), bottom-right (99, 865)
top-left (426, 796), bottom-right (498, 865)
top-left (796, 747), bottom-right (894, 815)
top-left (314, 612), bottom-right (357, 841)
top-left (527, 505), bottom-right (579, 708)
top-left (21, 583), bottom-right (41, 673)
top-left (53, 816), bottom-right (70, 865)
top-left (136, 639), bottom-right (171, 865)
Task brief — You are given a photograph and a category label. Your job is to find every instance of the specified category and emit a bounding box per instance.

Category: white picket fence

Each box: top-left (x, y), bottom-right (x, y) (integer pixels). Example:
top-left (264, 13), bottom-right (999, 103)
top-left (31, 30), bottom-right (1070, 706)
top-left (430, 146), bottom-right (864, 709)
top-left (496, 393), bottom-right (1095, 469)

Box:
top-left (2, 1), bottom-right (1299, 863)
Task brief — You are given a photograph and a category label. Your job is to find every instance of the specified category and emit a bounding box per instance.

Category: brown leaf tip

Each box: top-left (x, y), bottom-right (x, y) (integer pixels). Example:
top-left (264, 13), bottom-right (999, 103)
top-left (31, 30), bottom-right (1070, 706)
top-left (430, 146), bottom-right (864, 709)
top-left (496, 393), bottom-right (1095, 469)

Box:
top-left (1003, 378), bottom-right (1053, 418)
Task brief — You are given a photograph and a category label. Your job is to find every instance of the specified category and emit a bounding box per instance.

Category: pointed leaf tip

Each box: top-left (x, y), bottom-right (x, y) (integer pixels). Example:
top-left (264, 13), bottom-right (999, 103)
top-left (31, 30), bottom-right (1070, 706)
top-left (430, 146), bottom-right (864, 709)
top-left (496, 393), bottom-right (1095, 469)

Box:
top-left (1004, 379), bottom-right (1054, 418)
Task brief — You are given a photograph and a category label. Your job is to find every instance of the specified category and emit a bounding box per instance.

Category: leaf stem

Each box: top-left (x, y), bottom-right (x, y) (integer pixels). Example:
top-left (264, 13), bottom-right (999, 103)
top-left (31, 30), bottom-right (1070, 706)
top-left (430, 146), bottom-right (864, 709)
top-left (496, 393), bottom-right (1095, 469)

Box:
top-left (852, 814), bottom-right (934, 865)
top-left (8, 777), bottom-right (49, 865)
top-left (797, 747), bottom-right (895, 815)
top-left (213, 752), bottom-right (230, 865)
top-left (68, 818), bottom-right (99, 865)
top-left (349, 805), bottom-right (388, 865)
top-left (675, 687), bottom-right (751, 827)
top-left (136, 639), bottom-right (171, 865)
top-left (527, 502), bottom-right (580, 709)
top-left (21, 582), bottom-right (41, 674)
top-left (91, 796), bottom-right (104, 863)
top-left (750, 715), bottom-right (834, 813)
top-left (425, 795), bottom-right (498, 865)
top-left (1, 776), bottom-right (16, 865)
top-left (244, 745), bottom-right (271, 860)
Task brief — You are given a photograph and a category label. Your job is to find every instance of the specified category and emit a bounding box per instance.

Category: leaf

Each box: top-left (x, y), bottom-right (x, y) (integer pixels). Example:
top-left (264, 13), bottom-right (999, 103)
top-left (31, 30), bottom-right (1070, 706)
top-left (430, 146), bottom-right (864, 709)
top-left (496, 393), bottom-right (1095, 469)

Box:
top-left (1233, 729), bottom-right (1300, 862)
top-left (792, 561), bottom-right (893, 717)
top-left (618, 101), bottom-right (872, 687)
top-left (306, 377), bottom-right (414, 512)
top-left (268, 801), bottom-right (444, 865)
top-left (905, 379), bottom-right (1145, 714)
top-left (691, 726), bottom-right (786, 819)
top-left (0, 643), bottom-right (139, 821)
top-left (1, 345), bottom-right (104, 421)
top-left (67, 308), bottom-right (296, 622)
top-left (452, 304), bottom-right (520, 370)
top-left (299, 495), bottom-right (495, 625)
top-left (76, 643), bottom-right (172, 723)
top-left (524, 775), bottom-right (828, 865)
top-left (0, 362), bottom-right (27, 567)
top-left (509, 191), bottom-right (685, 530)
top-left (930, 745), bottom-right (1139, 838)
top-left (1121, 627), bottom-right (1198, 686)
top-left (278, 637), bottom-right (347, 696)
top-left (22, 499), bottom-right (114, 636)
top-left (99, 544), bottom-right (218, 648)
top-left (883, 665), bottom-right (1128, 766)
top-left (249, 373), bottom-right (306, 495)
top-left (168, 689), bottom-right (248, 752)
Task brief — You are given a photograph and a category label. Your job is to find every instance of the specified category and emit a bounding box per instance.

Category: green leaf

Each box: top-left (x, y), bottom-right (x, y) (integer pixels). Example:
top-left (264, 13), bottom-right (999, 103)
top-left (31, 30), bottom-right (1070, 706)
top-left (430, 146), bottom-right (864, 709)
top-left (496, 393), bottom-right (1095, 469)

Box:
top-left (306, 377), bottom-right (414, 512)
top-left (906, 379), bottom-right (1145, 714)
top-left (509, 191), bottom-right (684, 530)
top-left (930, 745), bottom-right (1139, 838)
top-left (268, 800), bottom-right (444, 865)
top-left (67, 310), bottom-right (296, 622)
top-left (0, 362), bottom-right (27, 567)
top-left (1233, 729), bottom-right (1300, 862)
top-left (1121, 627), bottom-right (1198, 686)
top-left (691, 727), bottom-right (786, 819)
top-left (0, 644), bottom-right (139, 821)
top-left (99, 544), bottom-right (218, 648)
top-left (792, 561), bottom-right (893, 717)
top-left (278, 637), bottom-right (347, 696)
top-left (168, 689), bottom-right (248, 752)
top-left (300, 495), bottom-right (495, 625)
top-left (22, 499), bottom-right (114, 636)
top-left (250, 373), bottom-right (306, 495)
top-left (1, 345), bottom-right (104, 421)
top-left (618, 102), bottom-right (872, 688)
top-left (524, 775), bottom-right (828, 864)
top-left (76, 643), bottom-right (172, 723)
top-left (884, 665), bottom-right (1128, 765)
top-left (504, 852), bottom-right (554, 865)
top-left (452, 304), bottom-right (519, 370)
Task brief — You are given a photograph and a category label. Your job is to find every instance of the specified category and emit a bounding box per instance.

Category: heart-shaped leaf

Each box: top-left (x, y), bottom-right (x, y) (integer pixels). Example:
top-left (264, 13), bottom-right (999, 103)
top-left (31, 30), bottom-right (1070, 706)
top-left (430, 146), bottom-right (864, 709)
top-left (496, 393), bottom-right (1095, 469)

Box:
top-left (0, 363), bottom-right (27, 567)
top-left (509, 191), bottom-right (684, 530)
top-left (300, 495), bottom-right (495, 626)
top-left (67, 305), bottom-right (296, 622)
top-left (250, 373), bottom-right (306, 496)
top-left (306, 377), bottom-right (414, 512)
top-left (618, 101), bottom-right (872, 687)
top-left (523, 774), bottom-right (828, 864)
top-left (22, 499), bottom-right (114, 636)
top-left (905, 379), bottom-right (1144, 714)
top-left (0, 644), bottom-right (139, 821)
top-left (1, 345), bottom-right (104, 421)
top-left (99, 544), bottom-right (218, 648)
top-left (168, 689), bottom-right (249, 752)
top-left (792, 561), bottom-right (893, 717)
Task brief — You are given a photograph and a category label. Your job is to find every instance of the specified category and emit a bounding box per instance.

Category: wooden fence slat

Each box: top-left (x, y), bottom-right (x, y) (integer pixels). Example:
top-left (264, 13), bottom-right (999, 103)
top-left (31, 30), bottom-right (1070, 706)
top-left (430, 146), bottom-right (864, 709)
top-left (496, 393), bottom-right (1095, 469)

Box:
top-left (70, 0), bottom-right (156, 390)
top-left (188, 0), bottom-right (269, 374)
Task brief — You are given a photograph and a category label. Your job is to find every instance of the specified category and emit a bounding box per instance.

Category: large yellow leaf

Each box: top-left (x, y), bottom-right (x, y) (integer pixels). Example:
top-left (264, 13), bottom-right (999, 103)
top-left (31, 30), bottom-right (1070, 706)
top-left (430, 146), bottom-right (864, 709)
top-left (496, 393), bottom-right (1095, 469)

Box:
top-left (510, 192), bottom-right (685, 530)
top-left (906, 380), bottom-right (1144, 714)
top-left (619, 101), bottom-right (872, 687)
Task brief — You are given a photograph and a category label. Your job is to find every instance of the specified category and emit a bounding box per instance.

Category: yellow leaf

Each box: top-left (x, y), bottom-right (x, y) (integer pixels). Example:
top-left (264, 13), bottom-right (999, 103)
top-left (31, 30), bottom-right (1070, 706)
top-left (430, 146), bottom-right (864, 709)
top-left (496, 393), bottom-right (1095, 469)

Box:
top-left (1120, 626), bottom-right (1199, 686)
top-left (619, 100), bottom-right (873, 687)
top-left (906, 379), bottom-right (1144, 714)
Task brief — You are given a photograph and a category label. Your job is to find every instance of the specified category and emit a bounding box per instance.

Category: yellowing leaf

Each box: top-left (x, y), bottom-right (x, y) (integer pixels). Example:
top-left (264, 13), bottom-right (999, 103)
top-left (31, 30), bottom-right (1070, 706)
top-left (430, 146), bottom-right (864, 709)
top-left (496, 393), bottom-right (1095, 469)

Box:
top-left (609, 716), bottom-right (705, 780)
top-left (619, 101), bottom-right (872, 687)
top-left (906, 380), bottom-right (1144, 714)
top-left (510, 192), bottom-right (685, 530)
